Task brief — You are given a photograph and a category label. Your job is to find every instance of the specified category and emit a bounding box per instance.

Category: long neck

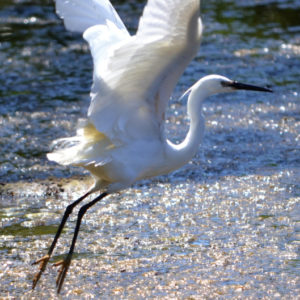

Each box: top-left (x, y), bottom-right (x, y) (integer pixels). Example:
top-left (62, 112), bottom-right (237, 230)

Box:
top-left (166, 87), bottom-right (205, 171)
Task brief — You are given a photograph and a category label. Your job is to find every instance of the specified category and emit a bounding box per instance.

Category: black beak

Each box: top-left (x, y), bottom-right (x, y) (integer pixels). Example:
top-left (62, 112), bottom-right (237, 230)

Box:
top-left (222, 81), bottom-right (273, 93)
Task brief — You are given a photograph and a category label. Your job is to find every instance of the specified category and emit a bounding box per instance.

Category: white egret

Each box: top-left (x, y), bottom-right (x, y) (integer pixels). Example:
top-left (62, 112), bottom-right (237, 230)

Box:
top-left (32, 0), bottom-right (272, 293)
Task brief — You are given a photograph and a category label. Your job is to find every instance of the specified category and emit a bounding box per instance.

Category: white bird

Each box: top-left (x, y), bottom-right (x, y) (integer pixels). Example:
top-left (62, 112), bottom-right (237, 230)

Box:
top-left (32, 0), bottom-right (272, 293)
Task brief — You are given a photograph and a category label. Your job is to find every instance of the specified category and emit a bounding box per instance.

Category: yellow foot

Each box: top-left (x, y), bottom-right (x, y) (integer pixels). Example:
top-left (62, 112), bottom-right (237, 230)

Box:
top-left (32, 254), bottom-right (50, 290)
top-left (54, 257), bottom-right (72, 294)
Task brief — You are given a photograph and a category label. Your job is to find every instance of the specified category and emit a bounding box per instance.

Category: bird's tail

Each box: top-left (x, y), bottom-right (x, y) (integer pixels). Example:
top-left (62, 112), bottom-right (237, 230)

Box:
top-left (47, 120), bottom-right (113, 167)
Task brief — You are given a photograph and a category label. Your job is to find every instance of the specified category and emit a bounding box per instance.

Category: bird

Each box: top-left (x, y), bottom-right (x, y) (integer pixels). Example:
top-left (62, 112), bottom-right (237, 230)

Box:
top-left (32, 0), bottom-right (272, 293)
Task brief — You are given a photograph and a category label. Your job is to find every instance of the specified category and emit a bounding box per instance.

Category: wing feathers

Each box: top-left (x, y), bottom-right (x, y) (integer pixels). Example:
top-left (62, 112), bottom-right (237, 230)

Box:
top-left (47, 121), bottom-right (114, 166)
top-left (137, 0), bottom-right (200, 40)
top-left (55, 0), bottom-right (128, 33)
top-left (51, 0), bottom-right (202, 167)
top-left (89, 0), bottom-right (202, 143)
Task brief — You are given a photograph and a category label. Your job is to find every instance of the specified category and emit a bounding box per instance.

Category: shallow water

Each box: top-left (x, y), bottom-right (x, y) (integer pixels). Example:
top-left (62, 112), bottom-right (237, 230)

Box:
top-left (0, 0), bottom-right (299, 298)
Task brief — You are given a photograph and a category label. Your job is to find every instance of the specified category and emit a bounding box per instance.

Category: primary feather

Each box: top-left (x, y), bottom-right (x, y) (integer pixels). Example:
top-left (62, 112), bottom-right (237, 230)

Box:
top-left (55, 0), bottom-right (128, 33)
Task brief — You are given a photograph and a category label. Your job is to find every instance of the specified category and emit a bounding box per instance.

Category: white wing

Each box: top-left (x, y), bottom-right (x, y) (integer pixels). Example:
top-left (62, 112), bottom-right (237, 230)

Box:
top-left (55, 0), bottom-right (130, 69)
top-left (49, 0), bottom-right (202, 166)
top-left (49, 0), bottom-right (130, 166)
top-left (88, 0), bottom-right (202, 145)
top-left (55, 0), bottom-right (127, 34)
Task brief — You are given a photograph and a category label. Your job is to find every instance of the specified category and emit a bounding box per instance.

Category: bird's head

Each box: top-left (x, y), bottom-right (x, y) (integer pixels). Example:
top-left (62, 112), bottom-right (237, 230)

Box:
top-left (190, 74), bottom-right (273, 97)
top-left (183, 74), bottom-right (272, 118)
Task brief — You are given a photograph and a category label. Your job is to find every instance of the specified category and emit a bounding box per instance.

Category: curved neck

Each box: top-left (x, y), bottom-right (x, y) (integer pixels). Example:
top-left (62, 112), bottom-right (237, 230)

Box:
top-left (166, 87), bottom-right (205, 171)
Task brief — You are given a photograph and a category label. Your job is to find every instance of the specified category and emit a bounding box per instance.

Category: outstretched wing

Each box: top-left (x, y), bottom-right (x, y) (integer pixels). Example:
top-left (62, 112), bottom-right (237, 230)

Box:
top-left (88, 0), bottom-right (202, 145)
top-left (55, 0), bottom-right (127, 33)
top-left (49, 0), bottom-right (202, 166)
top-left (55, 0), bottom-right (130, 72)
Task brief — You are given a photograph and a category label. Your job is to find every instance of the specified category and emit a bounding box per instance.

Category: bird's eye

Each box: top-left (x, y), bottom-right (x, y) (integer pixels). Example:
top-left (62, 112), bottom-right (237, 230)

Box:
top-left (220, 80), bottom-right (234, 88)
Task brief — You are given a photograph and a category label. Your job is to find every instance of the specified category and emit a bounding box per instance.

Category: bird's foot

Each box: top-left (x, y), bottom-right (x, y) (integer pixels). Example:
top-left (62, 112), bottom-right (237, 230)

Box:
top-left (54, 256), bottom-right (72, 294)
top-left (32, 254), bottom-right (50, 290)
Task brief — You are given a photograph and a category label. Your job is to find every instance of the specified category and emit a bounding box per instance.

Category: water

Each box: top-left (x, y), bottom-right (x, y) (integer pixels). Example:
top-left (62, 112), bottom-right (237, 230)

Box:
top-left (0, 0), bottom-right (299, 298)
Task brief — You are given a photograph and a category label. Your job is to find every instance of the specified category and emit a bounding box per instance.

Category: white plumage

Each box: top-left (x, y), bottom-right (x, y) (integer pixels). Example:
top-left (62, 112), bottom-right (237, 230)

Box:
top-left (55, 0), bottom-right (127, 33)
top-left (48, 0), bottom-right (203, 192)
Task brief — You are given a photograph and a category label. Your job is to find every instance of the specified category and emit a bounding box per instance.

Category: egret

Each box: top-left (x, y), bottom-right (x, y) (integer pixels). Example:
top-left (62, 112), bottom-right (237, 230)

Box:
top-left (32, 0), bottom-right (272, 293)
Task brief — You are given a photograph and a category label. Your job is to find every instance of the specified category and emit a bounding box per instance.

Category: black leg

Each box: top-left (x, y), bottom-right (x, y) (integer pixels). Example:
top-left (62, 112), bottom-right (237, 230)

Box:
top-left (55, 192), bottom-right (108, 294)
top-left (32, 190), bottom-right (93, 290)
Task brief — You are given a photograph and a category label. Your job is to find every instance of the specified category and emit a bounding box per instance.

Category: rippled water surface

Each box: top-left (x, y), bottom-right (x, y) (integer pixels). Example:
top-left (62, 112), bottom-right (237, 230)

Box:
top-left (0, 0), bottom-right (299, 298)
